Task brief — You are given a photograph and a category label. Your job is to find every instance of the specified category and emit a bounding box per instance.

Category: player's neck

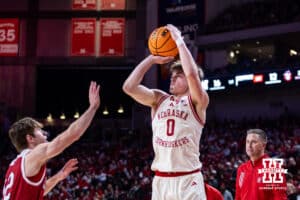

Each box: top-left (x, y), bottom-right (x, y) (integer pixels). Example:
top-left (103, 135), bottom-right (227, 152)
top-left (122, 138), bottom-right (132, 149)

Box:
top-left (27, 143), bottom-right (36, 150)
top-left (174, 91), bottom-right (189, 98)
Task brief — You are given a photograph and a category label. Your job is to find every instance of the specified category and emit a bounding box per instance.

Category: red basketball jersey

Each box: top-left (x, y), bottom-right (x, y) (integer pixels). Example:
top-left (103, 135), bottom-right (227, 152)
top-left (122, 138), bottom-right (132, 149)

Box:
top-left (2, 149), bottom-right (46, 200)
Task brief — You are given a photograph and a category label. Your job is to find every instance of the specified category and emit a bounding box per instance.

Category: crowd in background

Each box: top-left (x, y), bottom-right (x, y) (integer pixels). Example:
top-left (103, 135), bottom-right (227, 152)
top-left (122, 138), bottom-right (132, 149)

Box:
top-left (1, 105), bottom-right (299, 199)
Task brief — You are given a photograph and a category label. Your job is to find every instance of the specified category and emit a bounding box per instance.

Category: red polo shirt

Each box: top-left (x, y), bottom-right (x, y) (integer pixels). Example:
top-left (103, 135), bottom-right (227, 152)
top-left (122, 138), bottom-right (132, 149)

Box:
top-left (235, 154), bottom-right (287, 200)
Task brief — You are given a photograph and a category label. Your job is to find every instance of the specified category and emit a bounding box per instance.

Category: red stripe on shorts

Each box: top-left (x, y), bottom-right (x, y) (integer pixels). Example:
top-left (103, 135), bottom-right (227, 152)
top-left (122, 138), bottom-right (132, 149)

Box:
top-left (155, 169), bottom-right (200, 177)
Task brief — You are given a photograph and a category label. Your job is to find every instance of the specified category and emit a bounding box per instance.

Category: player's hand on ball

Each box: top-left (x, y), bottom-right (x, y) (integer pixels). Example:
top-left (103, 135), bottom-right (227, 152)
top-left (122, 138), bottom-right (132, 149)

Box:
top-left (166, 24), bottom-right (182, 41)
top-left (150, 55), bottom-right (174, 65)
top-left (166, 24), bottom-right (184, 46)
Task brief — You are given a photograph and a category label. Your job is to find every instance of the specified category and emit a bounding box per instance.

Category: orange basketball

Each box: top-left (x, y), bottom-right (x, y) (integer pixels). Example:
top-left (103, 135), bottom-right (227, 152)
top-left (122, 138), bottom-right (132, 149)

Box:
top-left (148, 26), bottom-right (179, 57)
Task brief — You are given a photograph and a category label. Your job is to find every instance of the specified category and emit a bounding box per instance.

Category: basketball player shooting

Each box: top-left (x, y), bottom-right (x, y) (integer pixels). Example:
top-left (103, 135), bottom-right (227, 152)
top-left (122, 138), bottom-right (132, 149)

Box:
top-left (2, 81), bottom-right (100, 200)
top-left (123, 24), bottom-right (209, 200)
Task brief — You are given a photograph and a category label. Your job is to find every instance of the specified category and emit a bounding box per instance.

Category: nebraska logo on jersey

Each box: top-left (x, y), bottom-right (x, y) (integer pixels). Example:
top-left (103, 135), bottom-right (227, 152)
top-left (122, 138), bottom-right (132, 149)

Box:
top-left (157, 109), bottom-right (188, 120)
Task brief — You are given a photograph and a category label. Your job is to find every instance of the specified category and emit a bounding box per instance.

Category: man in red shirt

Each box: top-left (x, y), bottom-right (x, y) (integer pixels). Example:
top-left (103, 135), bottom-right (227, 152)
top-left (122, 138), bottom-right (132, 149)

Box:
top-left (235, 129), bottom-right (287, 200)
top-left (2, 81), bottom-right (100, 200)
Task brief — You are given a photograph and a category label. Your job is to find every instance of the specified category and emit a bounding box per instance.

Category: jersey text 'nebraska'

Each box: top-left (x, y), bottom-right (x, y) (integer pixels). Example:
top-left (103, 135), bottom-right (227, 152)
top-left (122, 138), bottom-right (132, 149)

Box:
top-left (157, 109), bottom-right (188, 120)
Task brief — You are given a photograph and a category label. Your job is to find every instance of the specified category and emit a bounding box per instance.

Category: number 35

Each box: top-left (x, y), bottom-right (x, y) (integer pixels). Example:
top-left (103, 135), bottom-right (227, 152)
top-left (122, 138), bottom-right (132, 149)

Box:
top-left (0, 29), bottom-right (16, 42)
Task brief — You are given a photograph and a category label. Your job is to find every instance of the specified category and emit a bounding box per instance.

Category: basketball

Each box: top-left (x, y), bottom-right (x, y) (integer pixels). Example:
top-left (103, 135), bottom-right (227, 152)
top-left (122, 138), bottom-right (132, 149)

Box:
top-left (148, 26), bottom-right (179, 57)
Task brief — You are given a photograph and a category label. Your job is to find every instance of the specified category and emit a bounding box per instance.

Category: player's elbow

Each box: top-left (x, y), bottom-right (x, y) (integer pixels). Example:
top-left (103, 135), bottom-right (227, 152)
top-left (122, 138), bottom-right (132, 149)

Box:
top-left (122, 82), bottom-right (133, 95)
top-left (122, 83), bottom-right (129, 93)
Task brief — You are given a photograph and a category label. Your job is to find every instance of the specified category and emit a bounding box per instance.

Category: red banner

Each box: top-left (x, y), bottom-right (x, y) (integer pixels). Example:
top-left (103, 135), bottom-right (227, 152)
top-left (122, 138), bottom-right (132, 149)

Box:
top-left (0, 18), bottom-right (19, 56)
top-left (99, 18), bottom-right (125, 56)
top-left (71, 18), bottom-right (96, 56)
top-left (72, 0), bottom-right (97, 10)
top-left (100, 0), bottom-right (125, 10)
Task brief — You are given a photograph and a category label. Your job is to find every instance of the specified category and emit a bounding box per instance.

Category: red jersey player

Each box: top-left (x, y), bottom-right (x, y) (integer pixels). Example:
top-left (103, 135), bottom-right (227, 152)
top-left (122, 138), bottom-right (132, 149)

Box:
top-left (2, 81), bottom-right (100, 200)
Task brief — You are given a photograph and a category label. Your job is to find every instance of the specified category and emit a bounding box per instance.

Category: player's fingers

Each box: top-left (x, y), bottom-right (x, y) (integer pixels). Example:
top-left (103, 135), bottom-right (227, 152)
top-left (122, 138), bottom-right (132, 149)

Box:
top-left (166, 24), bottom-right (177, 32)
top-left (96, 85), bottom-right (100, 95)
top-left (92, 81), bottom-right (96, 92)
top-left (93, 81), bottom-right (99, 94)
top-left (164, 56), bottom-right (174, 60)
top-left (72, 158), bottom-right (78, 164)
top-left (66, 158), bottom-right (78, 167)
top-left (71, 166), bottom-right (79, 171)
top-left (160, 56), bottom-right (174, 63)
top-left (166, 24), bottom-right (174, 28)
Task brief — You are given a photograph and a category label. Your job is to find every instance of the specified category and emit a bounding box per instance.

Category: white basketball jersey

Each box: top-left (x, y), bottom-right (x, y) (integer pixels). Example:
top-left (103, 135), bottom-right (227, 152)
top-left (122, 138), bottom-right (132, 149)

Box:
top-left (151, 95), bottom-right (204, 172)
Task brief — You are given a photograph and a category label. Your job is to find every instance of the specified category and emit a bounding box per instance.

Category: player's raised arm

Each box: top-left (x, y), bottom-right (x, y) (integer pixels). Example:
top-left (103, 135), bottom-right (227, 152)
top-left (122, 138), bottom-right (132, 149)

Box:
top-left (25, 81), bottom-right (100, 177)
top-left (122, 55), bottom-right (173, 107)
top-left (166, 24), bottom-right (209, 122)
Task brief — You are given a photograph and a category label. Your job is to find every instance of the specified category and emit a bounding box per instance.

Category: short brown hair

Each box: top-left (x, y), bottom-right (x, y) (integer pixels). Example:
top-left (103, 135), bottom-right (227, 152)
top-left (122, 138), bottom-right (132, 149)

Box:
top-left (9, 117), bottom-right (43, 152)
top-left (170, 60), bottom-right (204, 80)
top-left (247, 128), bottom-right (267, 143)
